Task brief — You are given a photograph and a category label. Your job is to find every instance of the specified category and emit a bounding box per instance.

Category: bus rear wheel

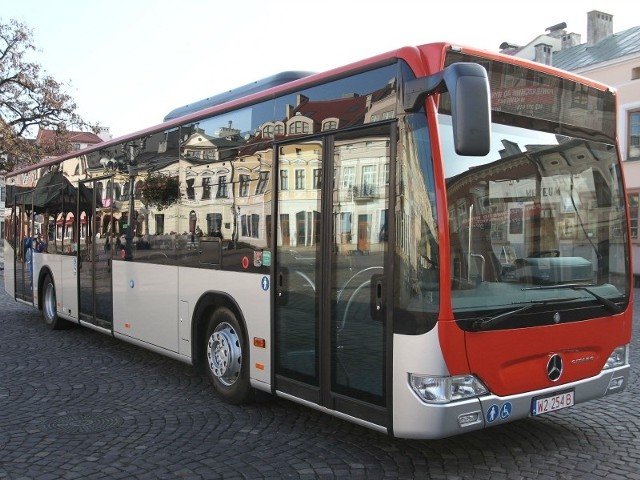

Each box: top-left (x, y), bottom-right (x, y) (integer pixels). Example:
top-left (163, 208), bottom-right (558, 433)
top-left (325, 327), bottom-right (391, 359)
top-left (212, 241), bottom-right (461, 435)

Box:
top-left (42, 274), bottom-right (66, 330)
top-left (204, 307), bottom-right (253, 404)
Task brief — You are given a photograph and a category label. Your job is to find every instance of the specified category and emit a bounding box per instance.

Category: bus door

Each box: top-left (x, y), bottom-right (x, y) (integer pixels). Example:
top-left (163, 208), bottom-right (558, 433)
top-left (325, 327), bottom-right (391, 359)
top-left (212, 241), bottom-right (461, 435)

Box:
top-left (78, 178), bottom-right (114, 330)
top-left (274, 125), bottom-right (392, 429)
top-left (13, 192), bottom-right (35, 303)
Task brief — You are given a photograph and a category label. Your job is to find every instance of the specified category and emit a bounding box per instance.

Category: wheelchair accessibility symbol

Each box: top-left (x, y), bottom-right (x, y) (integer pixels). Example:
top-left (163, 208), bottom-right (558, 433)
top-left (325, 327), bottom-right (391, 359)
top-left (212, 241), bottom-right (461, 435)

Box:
top-left (486, 402), bottom-right (512, 423)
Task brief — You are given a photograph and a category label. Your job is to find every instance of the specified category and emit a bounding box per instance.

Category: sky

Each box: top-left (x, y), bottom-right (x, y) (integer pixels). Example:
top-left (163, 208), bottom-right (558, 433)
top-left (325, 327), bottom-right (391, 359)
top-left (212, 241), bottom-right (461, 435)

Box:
top-left (2, 0), bottom-right (639, 139)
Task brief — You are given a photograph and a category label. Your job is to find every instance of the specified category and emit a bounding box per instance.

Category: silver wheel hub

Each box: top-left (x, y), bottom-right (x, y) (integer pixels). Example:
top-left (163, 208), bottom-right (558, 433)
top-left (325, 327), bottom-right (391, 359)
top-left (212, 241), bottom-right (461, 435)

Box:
top-left (207, 322), bottom-right (241, 386)
top-left (44, 283), bottom-right (56, 322)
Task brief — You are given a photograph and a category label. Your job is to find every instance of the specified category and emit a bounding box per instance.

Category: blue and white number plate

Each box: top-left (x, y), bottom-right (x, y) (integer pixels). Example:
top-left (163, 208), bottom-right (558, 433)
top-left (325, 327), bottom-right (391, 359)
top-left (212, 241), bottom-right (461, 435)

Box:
top-left (531, 389), bottom-right (575, 416)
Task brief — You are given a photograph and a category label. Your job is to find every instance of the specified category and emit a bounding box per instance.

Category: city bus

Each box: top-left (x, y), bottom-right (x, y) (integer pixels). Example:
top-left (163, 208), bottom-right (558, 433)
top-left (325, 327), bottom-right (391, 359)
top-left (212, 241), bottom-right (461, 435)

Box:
top-left (3, 42), bottom-right (632, 439)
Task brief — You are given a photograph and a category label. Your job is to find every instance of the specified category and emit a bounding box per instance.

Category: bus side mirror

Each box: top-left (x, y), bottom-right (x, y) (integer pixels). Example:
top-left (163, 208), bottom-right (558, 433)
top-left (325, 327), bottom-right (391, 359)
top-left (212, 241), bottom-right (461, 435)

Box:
top-left (404, 62), bottom-right (491, 156)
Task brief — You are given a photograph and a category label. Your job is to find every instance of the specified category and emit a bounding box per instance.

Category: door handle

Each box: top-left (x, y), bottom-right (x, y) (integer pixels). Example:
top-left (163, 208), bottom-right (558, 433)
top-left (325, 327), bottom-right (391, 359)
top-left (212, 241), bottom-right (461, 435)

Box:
top-left (370, 273), bottom-right (384, 319)
top-left (277, 268), bottom-right (289, 304)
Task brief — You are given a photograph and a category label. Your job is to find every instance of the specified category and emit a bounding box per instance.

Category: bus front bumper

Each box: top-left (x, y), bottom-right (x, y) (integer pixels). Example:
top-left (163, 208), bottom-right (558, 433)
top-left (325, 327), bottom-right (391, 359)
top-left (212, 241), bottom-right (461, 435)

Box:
top-left (392, 364), bottom-right (630, 439)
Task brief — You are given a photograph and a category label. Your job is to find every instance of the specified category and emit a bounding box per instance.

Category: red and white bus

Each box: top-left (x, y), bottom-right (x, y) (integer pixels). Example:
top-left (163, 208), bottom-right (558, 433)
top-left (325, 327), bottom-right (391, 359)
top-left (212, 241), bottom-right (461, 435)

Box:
top-left (4, 42), bottom-right (632, 439)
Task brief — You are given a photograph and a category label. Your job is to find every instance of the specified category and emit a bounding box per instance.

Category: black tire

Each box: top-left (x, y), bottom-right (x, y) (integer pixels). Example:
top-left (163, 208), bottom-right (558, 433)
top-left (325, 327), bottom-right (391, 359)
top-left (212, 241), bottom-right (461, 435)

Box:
top-left (204, 307), bottom-right (254, 404)
top-left (42, 274), bottom-right (66, 330)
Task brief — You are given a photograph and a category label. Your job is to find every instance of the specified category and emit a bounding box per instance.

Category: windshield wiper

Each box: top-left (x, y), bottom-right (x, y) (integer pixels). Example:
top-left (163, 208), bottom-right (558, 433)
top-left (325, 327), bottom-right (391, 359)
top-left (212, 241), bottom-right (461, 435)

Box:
top-left (471, 303), bottom-right (542, 332)
top-left (521, 283), bottom-right (623, 314)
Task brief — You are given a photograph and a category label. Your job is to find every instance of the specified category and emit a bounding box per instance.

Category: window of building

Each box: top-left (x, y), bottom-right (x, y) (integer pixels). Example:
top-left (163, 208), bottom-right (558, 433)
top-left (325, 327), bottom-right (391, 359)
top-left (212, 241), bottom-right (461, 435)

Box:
top-left (186, 178), bottom-right (195, 200)
top-left (571, 83), bottom-right (589, 108)
top-left (202, 177), bottom-right (211, 199)
top-left (630, 110), bottom-right (640, 160)
top-left (342, 166), bottom-right (355, 189)
top-left (114, 183), bottom-right (122, 201)
top-left (241, 215), bottom-right (248, 237)
top-left (313, 168), bottom-right (322, 189)
top-left (240, 214), bottom-right (260, 238)
top-left (217, 175), bottom-right (228, 198)
top-left (155, 214), bottom-right (165, 235)
top-left (322, 120), bottom-right (338, 131)
top-left (206, 213), bottom-right (223, 236)
top-left (632, 66), bottom-right (640, 80)
top-left (251, 214), bottom-right (260, 239)
top-left (96, 183), bottom-right (104, 205)
top-left (274, 123), bottom-right (285, 135)
top-left (340, 212), bottom-right (352, 239)
top-left (239, 174), bottom-right (250, 197)
top-left (295, 169), bottom-right (305, 190)
top-left (106, 180), bottom-right (113, 200)
top-left (490, 203), bottom-right (507, 241)
top-left (256, 171), bottom-right (269, 194)
top-left (289, 120), bottom-right (311, 135)
top-left (263, 124), bottom-right (274, 138)
top-left (115, 180), bottom-right (129, 200)
top-left (361, 164), bottom-right (377, 195)
top-left (280, 169), bottom-right (289, 190)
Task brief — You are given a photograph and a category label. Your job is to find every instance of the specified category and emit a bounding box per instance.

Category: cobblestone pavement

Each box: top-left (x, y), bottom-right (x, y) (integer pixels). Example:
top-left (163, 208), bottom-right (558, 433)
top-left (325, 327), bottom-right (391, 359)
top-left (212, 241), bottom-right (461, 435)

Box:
top-left (0, 271), bottom-right (639, 480)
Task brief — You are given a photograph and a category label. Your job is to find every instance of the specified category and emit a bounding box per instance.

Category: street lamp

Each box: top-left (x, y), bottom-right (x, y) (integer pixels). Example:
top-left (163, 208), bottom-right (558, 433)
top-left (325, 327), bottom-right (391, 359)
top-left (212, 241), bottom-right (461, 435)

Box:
top-left (121, 138), bottom-right (146, 261)
top-left (231, 204), bottom-right (240, 249)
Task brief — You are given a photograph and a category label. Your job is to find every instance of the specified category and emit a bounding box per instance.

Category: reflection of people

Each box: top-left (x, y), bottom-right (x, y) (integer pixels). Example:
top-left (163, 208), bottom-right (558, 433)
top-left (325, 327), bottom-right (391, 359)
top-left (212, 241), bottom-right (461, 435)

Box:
top-left (24, 237), bottom-right (33, 289)
top-left (35, 234), bottom-right (46, 253)
top-left (114, 236), bottom-right (125, 259)
top-left (23, 236), bottom-right (31, 260)
top-left (378, 224), bottom-right (388, 242)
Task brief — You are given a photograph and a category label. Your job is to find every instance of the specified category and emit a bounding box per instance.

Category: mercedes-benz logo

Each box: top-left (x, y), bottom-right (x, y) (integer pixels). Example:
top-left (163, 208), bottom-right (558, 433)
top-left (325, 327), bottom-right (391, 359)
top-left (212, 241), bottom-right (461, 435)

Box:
top-left (547, 354), bottom-right (563, 382)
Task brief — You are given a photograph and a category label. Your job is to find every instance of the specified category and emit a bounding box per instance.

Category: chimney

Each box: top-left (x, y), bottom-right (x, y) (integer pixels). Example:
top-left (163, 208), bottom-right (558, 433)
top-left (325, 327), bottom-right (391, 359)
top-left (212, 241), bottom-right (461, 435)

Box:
top-left (561, 32), bottom-right (581, 49)
top-left (587, 10), bottom-right (613, 45)
top-left (534, 43), bottom-right (553, 65)
top-left (97, 126), bottom-right (112, 142)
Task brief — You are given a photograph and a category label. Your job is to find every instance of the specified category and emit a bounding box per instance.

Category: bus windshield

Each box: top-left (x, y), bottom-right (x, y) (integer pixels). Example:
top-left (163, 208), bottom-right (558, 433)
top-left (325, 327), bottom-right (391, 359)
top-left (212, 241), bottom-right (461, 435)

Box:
top-left (439, 53), bottom-right (629, 330)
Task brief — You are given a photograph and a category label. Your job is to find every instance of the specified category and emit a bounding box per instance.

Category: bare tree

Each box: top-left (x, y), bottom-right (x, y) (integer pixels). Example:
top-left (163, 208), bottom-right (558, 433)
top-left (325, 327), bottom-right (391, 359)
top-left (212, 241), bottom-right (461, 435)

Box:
top-left (0, 18), bottom-right (96, 171)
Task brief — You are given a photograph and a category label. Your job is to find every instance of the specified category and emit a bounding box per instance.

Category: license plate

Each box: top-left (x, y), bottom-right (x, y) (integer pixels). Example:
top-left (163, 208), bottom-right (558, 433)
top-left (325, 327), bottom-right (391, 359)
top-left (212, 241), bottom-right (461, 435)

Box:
top-left (531, 390), bottom-right (575, 416)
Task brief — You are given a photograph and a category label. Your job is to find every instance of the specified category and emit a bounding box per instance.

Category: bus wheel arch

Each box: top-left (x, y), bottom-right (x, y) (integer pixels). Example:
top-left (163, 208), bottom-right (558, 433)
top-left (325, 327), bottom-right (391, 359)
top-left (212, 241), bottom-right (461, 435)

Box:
top-left (193, 293), bottom-right (254, 404)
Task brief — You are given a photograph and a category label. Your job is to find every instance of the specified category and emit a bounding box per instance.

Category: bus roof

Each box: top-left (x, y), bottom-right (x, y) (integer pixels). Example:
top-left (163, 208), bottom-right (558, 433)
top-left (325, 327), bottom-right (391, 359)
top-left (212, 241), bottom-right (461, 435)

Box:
top-left (163, 71), bottom-right (315, 122)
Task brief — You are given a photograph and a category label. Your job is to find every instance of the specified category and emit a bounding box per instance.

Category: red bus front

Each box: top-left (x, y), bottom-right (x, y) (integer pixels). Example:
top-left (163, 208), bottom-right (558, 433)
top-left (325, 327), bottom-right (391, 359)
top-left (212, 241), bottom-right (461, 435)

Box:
top-left (392, 47), bottom-right (631, 438)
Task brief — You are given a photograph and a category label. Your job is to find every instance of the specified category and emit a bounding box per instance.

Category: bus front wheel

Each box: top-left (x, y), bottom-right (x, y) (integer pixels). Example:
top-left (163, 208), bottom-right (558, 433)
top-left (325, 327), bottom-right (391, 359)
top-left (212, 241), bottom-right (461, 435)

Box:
top-left (42, 274), bottom-right (65, 330)
top-left (204, 307), bottom-right (253, 404)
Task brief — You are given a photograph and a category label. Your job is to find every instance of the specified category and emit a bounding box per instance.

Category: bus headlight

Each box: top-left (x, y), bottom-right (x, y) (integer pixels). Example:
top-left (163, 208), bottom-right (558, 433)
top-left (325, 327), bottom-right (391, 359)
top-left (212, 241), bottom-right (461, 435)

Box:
top-left (603, 345), bottom-right (629, 370)
top-left (409, 374), bottom-right (488, 404)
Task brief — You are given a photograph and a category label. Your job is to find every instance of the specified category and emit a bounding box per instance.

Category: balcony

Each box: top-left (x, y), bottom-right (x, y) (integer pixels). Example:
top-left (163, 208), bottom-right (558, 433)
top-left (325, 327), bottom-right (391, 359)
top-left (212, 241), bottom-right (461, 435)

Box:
top-left (351, 184), bottom-right (376, 200)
